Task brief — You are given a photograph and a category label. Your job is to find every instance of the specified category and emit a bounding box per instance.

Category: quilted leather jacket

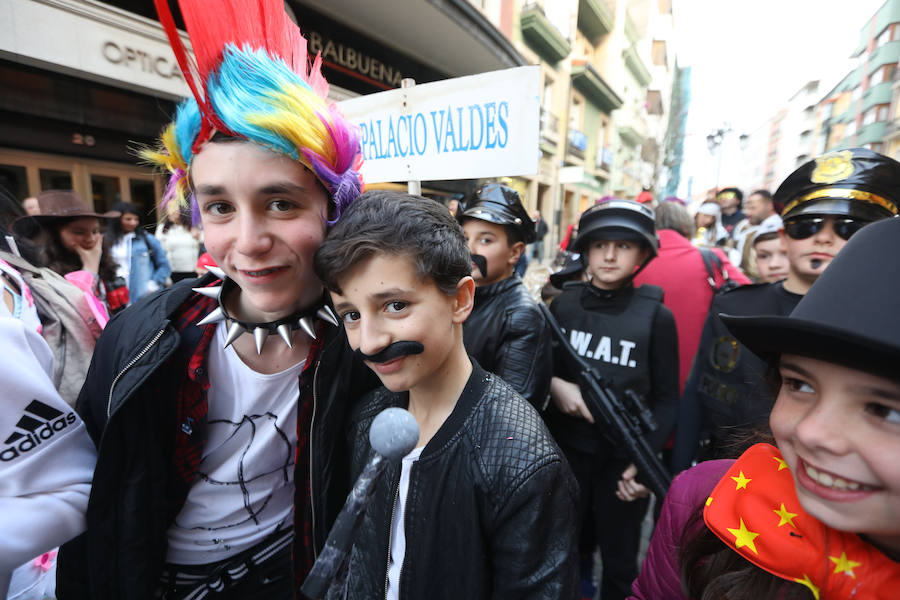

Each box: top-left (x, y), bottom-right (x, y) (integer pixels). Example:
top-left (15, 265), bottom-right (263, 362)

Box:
top-left (462, 275), bottom-right (552, 409)
top-left (334, 361), bottom-right (579, 600)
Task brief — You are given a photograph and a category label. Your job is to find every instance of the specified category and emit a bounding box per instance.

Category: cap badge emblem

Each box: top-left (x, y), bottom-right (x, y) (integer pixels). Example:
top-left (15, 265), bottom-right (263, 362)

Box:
top-left (810, 150), bottom-right (854, 184)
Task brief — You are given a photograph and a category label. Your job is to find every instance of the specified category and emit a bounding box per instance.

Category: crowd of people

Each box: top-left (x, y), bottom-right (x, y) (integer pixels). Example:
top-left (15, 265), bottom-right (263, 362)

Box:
top-left (2, 1), bottom-right (899, 599)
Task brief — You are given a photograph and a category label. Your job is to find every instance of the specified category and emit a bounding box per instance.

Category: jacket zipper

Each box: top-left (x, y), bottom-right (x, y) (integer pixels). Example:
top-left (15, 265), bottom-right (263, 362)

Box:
top-left (106, 328), bottom-right (166, 419)
top-left (309, 358), bottom-right (321, 557)
top-left (384, 479), bottom-right (401, 600)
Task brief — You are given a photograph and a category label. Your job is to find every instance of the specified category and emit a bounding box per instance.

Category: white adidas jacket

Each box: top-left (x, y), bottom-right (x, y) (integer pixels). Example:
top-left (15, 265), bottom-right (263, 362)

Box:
top-left (0, 316), bottom-right (97, 597)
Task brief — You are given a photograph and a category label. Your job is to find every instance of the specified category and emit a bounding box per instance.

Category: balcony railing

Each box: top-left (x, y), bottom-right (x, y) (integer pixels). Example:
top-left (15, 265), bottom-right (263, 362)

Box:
top-left (623, 45), bottom-right (651, 87)
top-left (571, 59), bottom-right (623, 113)
top-left (521, 3), bottom-right (572, 63)
top-left (540, 108), bottom-right (560, 147)
top-left (619, 124), bottom-right (644, 147)
top-left (568, 129), bottom-right (587, 159)
top-left (577, 0), bottom-right (614, 39)
top-left (595, 146), bottom-right (613, 171)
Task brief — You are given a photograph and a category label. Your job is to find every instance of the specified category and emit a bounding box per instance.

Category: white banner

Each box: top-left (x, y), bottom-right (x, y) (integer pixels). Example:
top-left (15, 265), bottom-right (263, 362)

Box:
top-left (338, 66), bottom-right (540, 183)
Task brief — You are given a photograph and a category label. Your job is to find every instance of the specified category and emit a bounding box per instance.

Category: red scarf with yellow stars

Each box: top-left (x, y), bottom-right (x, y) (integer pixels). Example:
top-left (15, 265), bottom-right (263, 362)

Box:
top-left (703, 443), bottom-right (900, 599)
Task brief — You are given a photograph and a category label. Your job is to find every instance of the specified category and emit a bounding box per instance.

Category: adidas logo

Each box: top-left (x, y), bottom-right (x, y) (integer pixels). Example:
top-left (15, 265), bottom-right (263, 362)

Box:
top-left (1, 399), bottom-right (77, 462)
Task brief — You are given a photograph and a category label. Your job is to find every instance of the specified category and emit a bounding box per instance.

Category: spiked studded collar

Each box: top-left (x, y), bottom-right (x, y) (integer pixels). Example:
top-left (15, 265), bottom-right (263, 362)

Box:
top-left (193, 266), bottom-right (340, 354)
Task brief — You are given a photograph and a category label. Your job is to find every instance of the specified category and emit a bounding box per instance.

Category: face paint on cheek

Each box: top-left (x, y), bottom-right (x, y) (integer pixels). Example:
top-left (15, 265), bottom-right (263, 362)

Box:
top-left (471, 255), bottom-right (488, 278)
top-left (355, 340), bottom-right (425, 364)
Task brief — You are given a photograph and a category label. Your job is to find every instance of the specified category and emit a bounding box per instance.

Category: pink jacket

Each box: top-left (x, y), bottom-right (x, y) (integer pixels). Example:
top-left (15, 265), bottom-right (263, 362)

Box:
top-left (634, 230), bottom-right (749, 393)
top-left (629, 460), bottom-right (732, 600)
top-left (64, 270), bottom-right (109, 329)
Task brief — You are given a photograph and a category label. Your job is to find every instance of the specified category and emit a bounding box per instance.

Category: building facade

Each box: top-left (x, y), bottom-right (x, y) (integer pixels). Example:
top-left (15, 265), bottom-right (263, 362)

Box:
top-left (818, 0), bottom-right (900, 155)
top-left (1, 0), bottom-right (522, 218)
top-left (476, 0), bottom-right (675, 254)
top-left (3, 0), bottom-right (676, 254)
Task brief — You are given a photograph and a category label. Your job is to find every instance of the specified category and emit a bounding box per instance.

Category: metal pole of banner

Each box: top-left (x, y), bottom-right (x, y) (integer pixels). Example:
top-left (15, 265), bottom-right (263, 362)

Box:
top-left (401, 78), bottom-right (421, 196)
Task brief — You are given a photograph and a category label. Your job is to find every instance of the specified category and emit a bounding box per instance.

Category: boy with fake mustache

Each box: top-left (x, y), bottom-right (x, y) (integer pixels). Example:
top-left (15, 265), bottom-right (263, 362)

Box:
top-left (314, 190), bottom-right (578, 599)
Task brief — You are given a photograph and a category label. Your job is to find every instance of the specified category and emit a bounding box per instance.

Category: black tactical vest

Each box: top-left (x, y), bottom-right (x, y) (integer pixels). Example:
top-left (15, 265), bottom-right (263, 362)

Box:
top-left (548, 283), bottom-right (663, 453)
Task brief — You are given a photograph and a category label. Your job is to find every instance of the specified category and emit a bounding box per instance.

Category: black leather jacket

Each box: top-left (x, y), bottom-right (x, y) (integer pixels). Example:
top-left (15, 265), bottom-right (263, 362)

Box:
top-left (335, 361), bottom-right (579, 600)
top-left (56, 275), bottom-right (377, 599)
top-left (462, 275), bottom-right (552, 409)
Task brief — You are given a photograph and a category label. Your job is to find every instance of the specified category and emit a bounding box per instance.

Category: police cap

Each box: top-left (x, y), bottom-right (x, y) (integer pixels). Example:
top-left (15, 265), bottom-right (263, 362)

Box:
top-left (459, 183), bottom-right (536, 244)
top-left (775, 148), bottom-right (900, 222)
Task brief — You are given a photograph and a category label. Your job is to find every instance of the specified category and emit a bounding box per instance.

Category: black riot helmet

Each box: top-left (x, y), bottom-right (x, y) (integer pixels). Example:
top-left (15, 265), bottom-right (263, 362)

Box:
top-left (572, 199), bottom-right (659, 257)
top-left (775, 148), bottom-right (900, 223)
top-left (459, 183), bottom-right (536, 244)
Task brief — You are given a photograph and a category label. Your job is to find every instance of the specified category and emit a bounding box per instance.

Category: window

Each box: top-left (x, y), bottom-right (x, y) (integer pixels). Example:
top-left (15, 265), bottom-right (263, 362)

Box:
top-left (40, 169), bottom-right (72, 191)
top-left (878, 103), bottom-right (891, 121)
top-left (870, 142), bottom-right (883, 153)
top-left (652, 41), bottom-right (667, 66)
top-left (0, 164), bottom-right (28, 201)
top-left (863, 108), bottom-right (876, 126)
top-left (570, 96), bottom-right (583, 131)
top-left (543, 77), bottom-right (554, 110)
top-left (870, 64), bottom-right (895, 86)
top-left (871, 68), bottom-right (885, 86)
top-left (846, 119), bottom-right (857, 137)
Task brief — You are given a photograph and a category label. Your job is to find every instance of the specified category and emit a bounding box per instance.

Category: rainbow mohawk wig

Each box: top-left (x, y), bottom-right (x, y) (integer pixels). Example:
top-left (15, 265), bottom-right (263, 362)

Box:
top-left (145, 0), bottom-right (363, 223)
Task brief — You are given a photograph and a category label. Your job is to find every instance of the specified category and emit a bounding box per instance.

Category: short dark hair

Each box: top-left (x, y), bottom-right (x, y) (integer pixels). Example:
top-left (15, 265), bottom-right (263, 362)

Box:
top-left (749, 189), bottom-right (773, 204)
top-left (315, 190), bottom-right (471, 295)
top-left (719, 186), bottom-right (743, 202)
top-left (459, 217), bottom-right (525, 246)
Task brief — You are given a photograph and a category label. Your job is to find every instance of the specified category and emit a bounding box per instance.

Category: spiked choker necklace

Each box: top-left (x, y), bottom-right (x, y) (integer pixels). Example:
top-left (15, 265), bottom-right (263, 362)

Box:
top-left (194, 266), bottom-right (340, 354)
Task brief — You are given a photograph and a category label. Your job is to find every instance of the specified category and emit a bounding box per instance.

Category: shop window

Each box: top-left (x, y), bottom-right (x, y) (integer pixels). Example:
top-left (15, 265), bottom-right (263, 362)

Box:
top-left (39, 169), bottom-right (72, 191)
top-left (130, 179), bottom-right (158, 223)
top-left (91, 175), bottom-right (121, 214)
top-left (0, 164), bottom-right (28, 201)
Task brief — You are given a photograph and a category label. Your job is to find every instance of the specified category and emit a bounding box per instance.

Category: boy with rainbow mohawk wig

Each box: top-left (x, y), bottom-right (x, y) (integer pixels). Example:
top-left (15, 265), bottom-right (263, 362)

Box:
top-left (56, 1), bottom-right (379, 598)
top-left (145, 0), bottom-right (363, 221)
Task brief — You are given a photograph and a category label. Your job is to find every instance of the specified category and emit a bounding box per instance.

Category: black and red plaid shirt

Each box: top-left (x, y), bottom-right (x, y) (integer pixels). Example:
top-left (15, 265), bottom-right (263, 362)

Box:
top-left (165, 292), bottom-right (323, 580)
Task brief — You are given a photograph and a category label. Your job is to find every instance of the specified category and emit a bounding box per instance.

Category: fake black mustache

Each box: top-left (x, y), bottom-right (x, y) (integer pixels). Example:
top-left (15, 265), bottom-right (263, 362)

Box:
top-left (471, 254), bottom-right (488, 277)
top-left (355, 340), bottom-right (425, 364)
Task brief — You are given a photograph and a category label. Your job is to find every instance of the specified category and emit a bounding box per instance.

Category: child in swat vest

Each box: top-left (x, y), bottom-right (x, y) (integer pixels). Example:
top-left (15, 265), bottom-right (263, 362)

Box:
top-left (546, 199), bottom-right (679, 600)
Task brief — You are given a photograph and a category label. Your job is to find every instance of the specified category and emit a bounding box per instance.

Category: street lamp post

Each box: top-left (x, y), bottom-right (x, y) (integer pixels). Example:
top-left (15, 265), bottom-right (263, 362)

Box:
top-left (706, 125), bottom-right (730, 191)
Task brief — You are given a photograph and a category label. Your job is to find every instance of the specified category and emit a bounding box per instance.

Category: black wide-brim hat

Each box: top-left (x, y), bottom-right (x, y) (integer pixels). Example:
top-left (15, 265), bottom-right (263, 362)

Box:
top-left (721, 216), bottom-right (900, 377)
top-left (459, 183), bottom-right (536, 244)
top-left (775, 148), bottom-right (900, 222)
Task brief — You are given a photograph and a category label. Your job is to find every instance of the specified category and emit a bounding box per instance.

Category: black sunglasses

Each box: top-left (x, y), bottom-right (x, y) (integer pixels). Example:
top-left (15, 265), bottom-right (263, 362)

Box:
top-left (782, 217), bottom-right (867, 241)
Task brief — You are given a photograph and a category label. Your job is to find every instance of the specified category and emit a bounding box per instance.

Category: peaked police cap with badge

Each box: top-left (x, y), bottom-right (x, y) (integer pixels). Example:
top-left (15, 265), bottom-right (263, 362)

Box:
top-left (460, 183), bottom-right (536, 244)
top-left (775, 148), bottom-right (900, 222)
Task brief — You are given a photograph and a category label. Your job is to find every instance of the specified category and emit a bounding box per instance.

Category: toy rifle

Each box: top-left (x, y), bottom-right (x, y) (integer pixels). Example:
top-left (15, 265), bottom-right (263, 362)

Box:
top-left (539, 303), bottom-right (672, 498)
